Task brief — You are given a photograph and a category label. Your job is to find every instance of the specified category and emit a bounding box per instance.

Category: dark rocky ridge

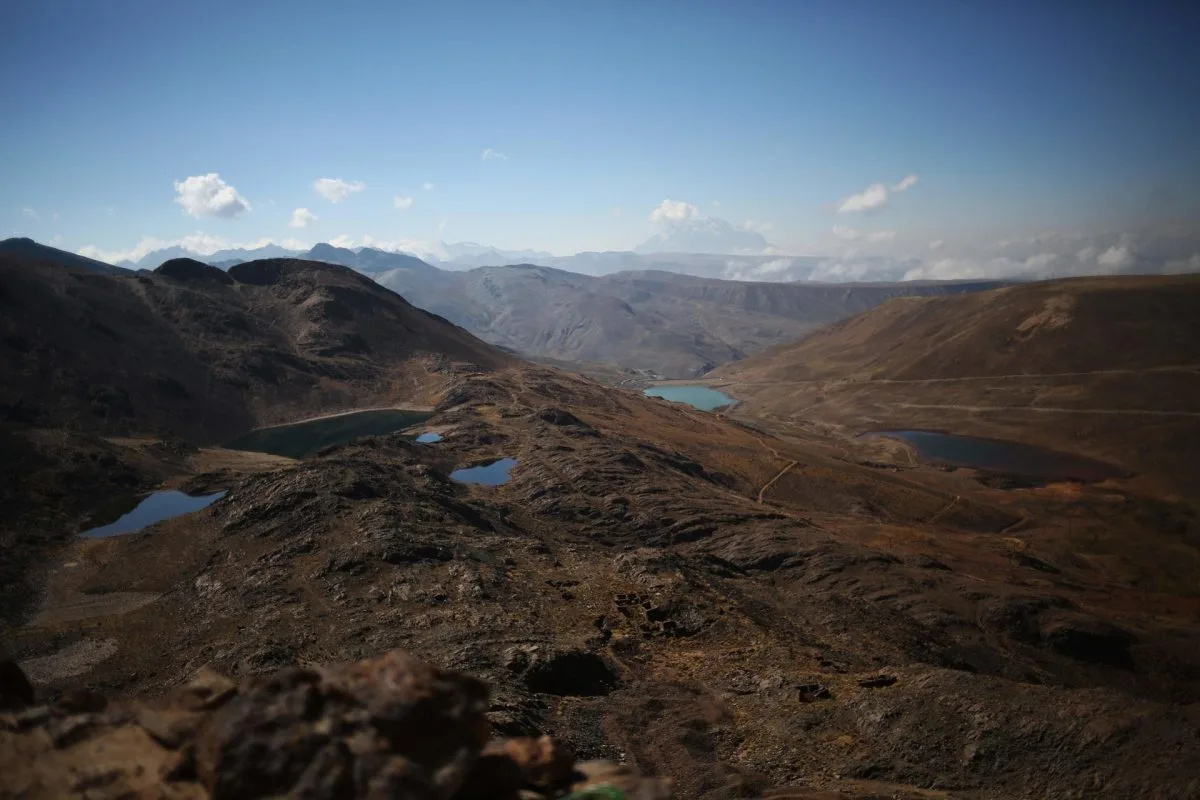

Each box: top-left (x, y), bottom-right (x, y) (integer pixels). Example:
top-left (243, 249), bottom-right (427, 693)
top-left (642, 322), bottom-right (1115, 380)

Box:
top-left (5, 249), bottom-right (1200, 798)
top-left (0, 253), bottom-right (513, 443)
top-left (11, 368), bottom-right (1200, 797)
top-left (0, 250), bottom-right (514, 627)
top-left (0, 650), bottom-right (672, 800)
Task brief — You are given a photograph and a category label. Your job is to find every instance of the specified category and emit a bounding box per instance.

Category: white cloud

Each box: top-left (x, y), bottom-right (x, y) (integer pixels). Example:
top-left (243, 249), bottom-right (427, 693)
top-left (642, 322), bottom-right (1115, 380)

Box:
top-left (742, 220), bottom-right (773, 233)
top-left (393, 195), bottom-right (414, 211)
top-left (837, 182), bottom-right (889, 213)
top-left (722, 258), bottom-right (797, 282)
top-left (1097, 245), bottom-right (1134, 269)
top-left (1076, 245), bottom-right (1098, 262)
top-left (836, 174), bottom-right (918, 213)
top-left (313, 177), bottom-right (365, 203)
top-left (481, 148), bottom-right (507, 161)
top-left (612, 206), bottom-right (624, 217)
top-left (290, 208), bottom-right (318, 229)
top-left (77, 233), bottom-right (312, 265)
top-left (1024, 252), bottom-right (1059, 270)
top-left (422, 182), bottom-right (435, 191)
top-left (832, 225), bottom-right (894, 242)
top-left (756, 258), bottom-right (793, 275)
top-left (929, 239), bottom-right (944, 250)
top-left (649, 198), bottom-right (699, 224)
top-left (326, 233), bottom-right (448, 262)
top-left (52, 212), bottom-right (60, 221)
top-left (22, 207), bottom-right (37, 220)
top-left (173, 173), bottom-right (250, 218)
top-left (1164, 254), bottom-right (1200, 274)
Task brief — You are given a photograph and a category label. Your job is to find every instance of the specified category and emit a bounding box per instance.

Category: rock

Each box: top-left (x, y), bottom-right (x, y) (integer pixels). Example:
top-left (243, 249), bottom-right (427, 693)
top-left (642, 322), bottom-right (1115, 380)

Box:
top-left (857, 675), bottom-right (897, 689)
top-left (534, 407), bottom-right (591, 429)
top-left (459, 735), bottom-right (575, 797)
top-left (155, 258), bottom-right (235, 285)
top-left (0, 651), bottom-right (668, 799)
top-left (797, 683), bottom-right (832, 701)
top-left (0, 660), bottom-right (34, 711)
top-left (1040, 614), bottom-right (1136, 667)
top-left (193, 650), bottom-right (491, 799)
top-left (521, 651), bottom-right (620, 697)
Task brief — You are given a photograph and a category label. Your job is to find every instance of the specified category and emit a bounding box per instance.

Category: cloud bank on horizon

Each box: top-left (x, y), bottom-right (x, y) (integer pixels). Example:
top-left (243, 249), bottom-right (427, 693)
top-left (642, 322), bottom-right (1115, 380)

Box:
top-left (3, 2), bottom-right (1196, 282)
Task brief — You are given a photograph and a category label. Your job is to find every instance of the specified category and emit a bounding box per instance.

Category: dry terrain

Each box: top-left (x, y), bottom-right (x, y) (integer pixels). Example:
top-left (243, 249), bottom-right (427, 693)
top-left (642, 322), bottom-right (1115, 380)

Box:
top-left (3, 257), bottom-right (1200, 798)
top-left (712, 274), bottom-right (1200, 497)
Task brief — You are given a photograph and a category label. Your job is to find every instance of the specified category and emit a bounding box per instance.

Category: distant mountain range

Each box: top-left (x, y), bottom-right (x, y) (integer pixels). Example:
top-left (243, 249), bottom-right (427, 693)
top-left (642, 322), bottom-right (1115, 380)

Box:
top-left (3, 237), bottom-right (1008, 377)
top-left (116, 241), bottom-right (557, 272)
top-left (104, 238), bottom-right (920, 284)
top-left (369, 264), bottom-right (1007, 376)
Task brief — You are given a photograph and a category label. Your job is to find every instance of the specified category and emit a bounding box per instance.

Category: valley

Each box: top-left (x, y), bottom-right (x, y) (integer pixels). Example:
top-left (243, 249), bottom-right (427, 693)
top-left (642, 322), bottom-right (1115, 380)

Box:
top-left (2, 250), bottom-right (1199, 798)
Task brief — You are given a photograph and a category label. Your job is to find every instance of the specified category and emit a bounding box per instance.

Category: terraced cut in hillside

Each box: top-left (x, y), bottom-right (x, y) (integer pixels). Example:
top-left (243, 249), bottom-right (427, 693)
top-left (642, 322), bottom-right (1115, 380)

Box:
top-left (713, 274), bottom-right (1200, 496)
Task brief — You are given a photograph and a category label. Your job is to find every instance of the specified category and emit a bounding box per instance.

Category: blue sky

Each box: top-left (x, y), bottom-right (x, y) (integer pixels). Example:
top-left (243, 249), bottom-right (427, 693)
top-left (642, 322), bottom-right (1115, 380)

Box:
top-left (2, 0), bottom-right (1198, 269)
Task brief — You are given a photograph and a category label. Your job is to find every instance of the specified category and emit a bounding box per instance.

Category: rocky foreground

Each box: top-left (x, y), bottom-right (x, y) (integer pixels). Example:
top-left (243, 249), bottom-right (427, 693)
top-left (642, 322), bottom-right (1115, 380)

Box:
top-left (0, 650), bottom-right (671, 799)
top-left (10, 368), bottom-right (1200, 799)
top-left (5, 257), bottom-right (1200, 799)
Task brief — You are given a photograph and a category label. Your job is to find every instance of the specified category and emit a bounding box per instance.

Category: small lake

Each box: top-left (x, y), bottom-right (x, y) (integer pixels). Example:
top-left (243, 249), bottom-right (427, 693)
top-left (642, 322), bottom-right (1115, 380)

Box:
top-left (866, 430), bottom-right (1130, 482)
top-left (450, 458), bottom-right (518, 486)
top-left (81, 490), bottom-right (227, 538)
top-left (225, 409), bottom-right (433, 458)
top-left (415, 432), bottom-right (443, 443)
top-left (644, 385), bottom-right (735, 412)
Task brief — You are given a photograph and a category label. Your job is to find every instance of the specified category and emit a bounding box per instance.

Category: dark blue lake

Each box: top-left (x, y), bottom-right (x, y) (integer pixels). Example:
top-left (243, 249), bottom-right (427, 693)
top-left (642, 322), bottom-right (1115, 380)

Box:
top-left (81, 490), bottom-right (227, 538)
top-left (867, 430), bottom-right (1130, 482)
top-left (643, 385), bottom-right (735, 411)
top-left (225, 409), bottom-right (433, 458)
top-left (450, 458), bottom-right (518, 486)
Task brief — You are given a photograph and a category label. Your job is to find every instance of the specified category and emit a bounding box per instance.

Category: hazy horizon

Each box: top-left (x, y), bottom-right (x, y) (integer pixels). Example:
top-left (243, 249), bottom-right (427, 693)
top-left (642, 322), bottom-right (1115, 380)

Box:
top-left (3, 1), bottom-right (1198, 282)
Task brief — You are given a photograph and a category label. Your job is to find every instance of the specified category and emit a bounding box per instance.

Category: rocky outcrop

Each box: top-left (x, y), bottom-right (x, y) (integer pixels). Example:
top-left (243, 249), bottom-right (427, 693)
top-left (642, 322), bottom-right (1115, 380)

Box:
top-left (0, 652), bottom-right (672, 800)
top-left (156, 258), bottom-right (235, 285)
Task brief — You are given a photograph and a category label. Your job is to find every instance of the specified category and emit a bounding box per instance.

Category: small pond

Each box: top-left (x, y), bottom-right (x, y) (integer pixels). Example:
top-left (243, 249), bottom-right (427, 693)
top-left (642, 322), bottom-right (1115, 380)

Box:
top-left (81, 490), bottom-right (227, 538)
top-left (225, 409), bottom-right (433, 458)
top-left (450, 458), bottom-right (518, 486)
top-left (865, 430), bottom-right (1130, 482)
top-left (643, 385), bottom-right (735, 412)
top-left (415, 432), bottom-right (443, 443)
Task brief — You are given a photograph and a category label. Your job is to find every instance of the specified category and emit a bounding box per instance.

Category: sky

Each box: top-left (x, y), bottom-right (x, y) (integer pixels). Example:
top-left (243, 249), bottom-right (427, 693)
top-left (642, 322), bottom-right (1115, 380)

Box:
top-left (2, 0), bottom-right (1198, 278)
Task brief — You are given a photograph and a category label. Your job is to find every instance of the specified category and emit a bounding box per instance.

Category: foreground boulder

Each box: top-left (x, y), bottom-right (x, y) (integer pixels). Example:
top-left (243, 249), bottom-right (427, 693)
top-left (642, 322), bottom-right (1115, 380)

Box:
top-left (0, 651), bottom-right (672, 800)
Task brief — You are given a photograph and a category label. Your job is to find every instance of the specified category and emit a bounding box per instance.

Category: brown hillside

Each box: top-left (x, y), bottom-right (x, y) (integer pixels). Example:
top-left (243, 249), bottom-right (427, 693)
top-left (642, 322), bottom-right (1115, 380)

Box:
top-left (713, 274), bottom-right (1200, 495)
top-left (0, 255), bottom-right (514, 443)
top-left (718, 274), bottom-right (1200, 382)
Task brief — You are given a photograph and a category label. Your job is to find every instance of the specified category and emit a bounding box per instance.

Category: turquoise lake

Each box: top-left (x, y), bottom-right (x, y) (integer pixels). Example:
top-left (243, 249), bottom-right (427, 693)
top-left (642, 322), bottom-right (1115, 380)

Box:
top-left (81, 490), bottom-right (227, 538)
top-left (643, 385), bottom-right (735, 411)
top-left (450, 458), bottom-right (518, 486)
top-left (225, 409), bottom-right (433, 458)
top-left (866, 430), bottom-right (1130, 482)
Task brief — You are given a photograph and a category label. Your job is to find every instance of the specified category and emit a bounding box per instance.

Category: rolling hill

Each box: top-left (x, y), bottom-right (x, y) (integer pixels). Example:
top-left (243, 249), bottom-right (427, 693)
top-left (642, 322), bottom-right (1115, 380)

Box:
top-left (373, 263), bottom-right (1006, 376)
top-left (713, 274), bottom-right (1200, 493)
top-left (0, 253), bottom-right (513, 443)
top-left (0, 237), bottom-right (131, 275)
